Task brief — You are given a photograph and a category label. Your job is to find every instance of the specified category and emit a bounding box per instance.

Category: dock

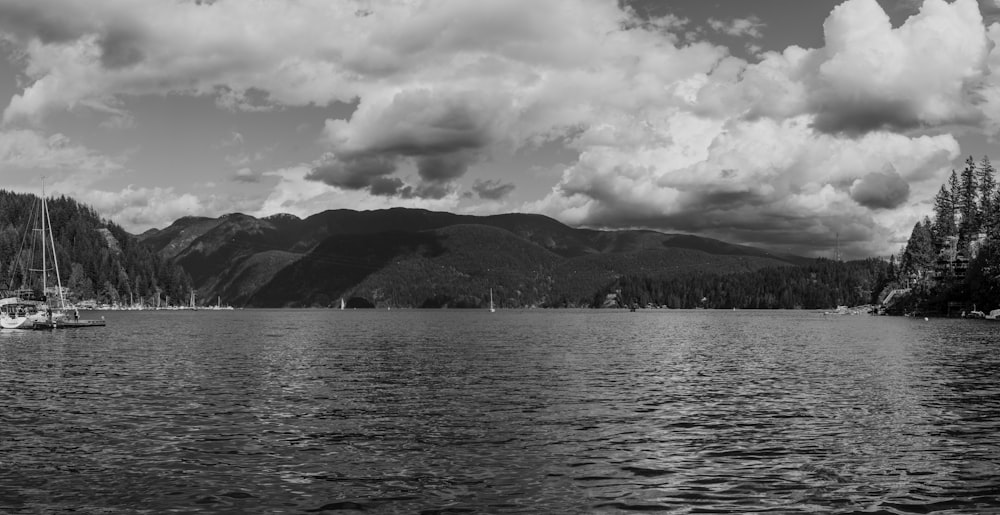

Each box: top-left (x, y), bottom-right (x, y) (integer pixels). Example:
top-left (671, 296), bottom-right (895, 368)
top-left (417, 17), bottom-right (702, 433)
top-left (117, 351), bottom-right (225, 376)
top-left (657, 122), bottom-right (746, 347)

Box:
top-left (30, 319), bottom-right (106, 330)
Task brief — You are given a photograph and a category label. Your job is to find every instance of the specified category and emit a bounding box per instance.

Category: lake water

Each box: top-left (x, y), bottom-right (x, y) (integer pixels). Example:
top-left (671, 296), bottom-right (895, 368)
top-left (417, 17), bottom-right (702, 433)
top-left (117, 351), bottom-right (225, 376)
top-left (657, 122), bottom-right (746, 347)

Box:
top-left (0, 309), bottom-right (998, 514)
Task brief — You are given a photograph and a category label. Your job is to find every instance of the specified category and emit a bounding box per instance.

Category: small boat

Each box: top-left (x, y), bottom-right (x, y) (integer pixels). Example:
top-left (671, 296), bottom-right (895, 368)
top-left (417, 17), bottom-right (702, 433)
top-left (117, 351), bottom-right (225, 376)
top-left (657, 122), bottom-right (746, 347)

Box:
top-left (340, 297), bottom-right (346, 310)
top-left (986, 309), bottom-right (1000, 320)
top-left (489, 288), bottom-right (496, 313)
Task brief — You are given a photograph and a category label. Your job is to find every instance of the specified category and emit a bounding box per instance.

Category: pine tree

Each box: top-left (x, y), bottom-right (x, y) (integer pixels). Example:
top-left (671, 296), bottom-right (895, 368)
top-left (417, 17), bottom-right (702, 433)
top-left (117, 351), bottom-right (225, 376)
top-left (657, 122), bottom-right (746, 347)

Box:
top-left (958, 156), bottom-right (979, 249)
top-left (901, 220), bottom-right (936, 276)
top-left (980, 155), bottom-right (998, 238)
top-left (948, 169), bottom-right (961, 229)
top-left (932, 184), bottom-right (955, 246)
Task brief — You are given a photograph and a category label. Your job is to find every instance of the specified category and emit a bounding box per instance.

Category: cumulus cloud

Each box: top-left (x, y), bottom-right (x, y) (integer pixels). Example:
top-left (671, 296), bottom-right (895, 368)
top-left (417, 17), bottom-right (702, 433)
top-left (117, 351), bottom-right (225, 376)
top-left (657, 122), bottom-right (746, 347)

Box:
top-left (0, 129), bottom-right (123, 177)
top-left (531, 112), bottom-right (960, 257)
top-left (2, 0), bottom-right (999, 256)
top-left (809, 0), bottom-right (989, 134)
top-left (529, 0), bottom-right (995, 257)
top-left (82, 185), bottom-right (205, 230)
top-left (315, 89), bottom-right (499, 196)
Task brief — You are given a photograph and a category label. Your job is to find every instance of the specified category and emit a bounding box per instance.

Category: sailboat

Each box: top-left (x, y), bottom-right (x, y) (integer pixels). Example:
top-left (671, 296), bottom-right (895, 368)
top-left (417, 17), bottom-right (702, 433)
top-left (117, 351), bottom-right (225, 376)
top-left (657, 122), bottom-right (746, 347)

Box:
top-left (0, 187), bottom-right (68, 329)
top-left (340, 297), bottom-right (346, 310)
top-left (489, 288), bottom-right (496, 313)
top-left (0, 186), bottom-right (104, 329)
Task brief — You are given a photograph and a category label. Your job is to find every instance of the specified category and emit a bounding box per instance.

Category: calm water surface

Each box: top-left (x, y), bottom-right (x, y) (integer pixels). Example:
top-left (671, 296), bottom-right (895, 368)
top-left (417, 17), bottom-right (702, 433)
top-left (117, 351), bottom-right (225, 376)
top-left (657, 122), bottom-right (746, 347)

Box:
top-left (0, 309), bottom-right (998, 514)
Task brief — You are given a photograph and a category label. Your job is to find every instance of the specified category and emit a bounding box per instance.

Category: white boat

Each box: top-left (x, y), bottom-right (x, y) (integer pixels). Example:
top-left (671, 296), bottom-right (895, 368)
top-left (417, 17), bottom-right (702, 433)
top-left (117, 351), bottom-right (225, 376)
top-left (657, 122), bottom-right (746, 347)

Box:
top-left (986, 309), bottom-right (1000, 320)
top-left (490, 288), bottom-right (496, 313)
top-left (0, 290), bottom-right (58, 329)
top-left (0, 188), bottom-right (68, 329)
top-left (340, 297), bottom-right (346, 310)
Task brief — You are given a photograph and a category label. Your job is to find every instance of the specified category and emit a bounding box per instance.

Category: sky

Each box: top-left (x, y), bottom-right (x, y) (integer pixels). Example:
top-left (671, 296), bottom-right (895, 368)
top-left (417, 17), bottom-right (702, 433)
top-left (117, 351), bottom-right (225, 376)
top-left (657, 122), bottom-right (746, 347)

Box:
top-left (2, 0), bottom-right (1000, 259)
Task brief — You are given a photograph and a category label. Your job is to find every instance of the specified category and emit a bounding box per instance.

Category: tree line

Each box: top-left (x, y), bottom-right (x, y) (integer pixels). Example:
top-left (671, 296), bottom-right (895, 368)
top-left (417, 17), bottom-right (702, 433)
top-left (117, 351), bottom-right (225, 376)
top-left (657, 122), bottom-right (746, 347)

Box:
top-left (0, 190), bottom-right (191, 306)
top-left (605, 258), bottom-right (888, 309)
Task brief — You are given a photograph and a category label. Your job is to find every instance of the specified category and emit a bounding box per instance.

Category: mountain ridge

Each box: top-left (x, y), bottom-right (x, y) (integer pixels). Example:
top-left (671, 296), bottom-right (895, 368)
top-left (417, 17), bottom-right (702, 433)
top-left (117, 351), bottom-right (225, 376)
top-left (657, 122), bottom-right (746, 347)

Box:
top-left (139, 207), bottom-right (805, 308)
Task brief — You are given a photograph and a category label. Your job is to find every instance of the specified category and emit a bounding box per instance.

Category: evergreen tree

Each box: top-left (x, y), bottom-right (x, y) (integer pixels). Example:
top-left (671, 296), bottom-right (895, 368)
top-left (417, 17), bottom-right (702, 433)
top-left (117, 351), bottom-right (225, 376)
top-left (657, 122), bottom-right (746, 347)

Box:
top-left (958, 155), bottom-right (979, 248)
top-left (932, 184), bottom-right (955, 245)
top-left (901, 218), bottom-right (936, 276)
top-left (980, 155), bottom-right (998, 238)
top-left (948, 169), bottom-right (961, 238)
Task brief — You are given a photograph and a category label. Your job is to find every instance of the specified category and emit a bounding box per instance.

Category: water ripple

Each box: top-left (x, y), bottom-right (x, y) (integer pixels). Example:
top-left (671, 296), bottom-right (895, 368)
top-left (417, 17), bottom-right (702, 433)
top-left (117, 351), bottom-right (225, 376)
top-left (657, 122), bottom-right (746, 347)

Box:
top-left (1, 310), bottom-right (998, 513)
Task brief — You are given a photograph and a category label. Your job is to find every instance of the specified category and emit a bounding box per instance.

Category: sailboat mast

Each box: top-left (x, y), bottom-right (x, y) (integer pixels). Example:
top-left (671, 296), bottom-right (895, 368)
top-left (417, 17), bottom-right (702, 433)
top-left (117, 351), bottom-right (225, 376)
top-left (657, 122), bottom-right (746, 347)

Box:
top-left (44, 193), bottom-right (66, 309)
top-left (38, 182), bottom-right (66, 309)
top-left (40, 186), bottom-right (46, 300)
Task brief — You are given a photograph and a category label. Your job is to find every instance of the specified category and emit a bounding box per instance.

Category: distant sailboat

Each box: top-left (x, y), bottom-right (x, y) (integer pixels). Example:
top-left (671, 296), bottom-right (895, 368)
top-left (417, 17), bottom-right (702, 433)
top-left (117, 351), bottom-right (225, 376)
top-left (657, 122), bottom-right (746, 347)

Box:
top-left (340, 297), bottom-right (346, 310)
top-left (489, 288), bottom-right (496, 313)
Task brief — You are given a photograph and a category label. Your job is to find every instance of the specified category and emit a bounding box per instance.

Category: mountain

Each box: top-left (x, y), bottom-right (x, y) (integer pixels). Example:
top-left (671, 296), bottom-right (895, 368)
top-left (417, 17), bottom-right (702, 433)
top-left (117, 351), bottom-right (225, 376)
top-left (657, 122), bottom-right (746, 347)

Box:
top-left (140, 208), bottom-right (804, 308)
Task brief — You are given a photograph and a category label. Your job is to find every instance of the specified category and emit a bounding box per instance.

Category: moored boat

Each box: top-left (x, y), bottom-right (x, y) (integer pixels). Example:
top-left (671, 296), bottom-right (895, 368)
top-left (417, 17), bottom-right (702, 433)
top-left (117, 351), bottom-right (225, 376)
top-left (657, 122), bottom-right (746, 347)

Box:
top-left (2, 185), bottom-right (102, 330)
top-left (0, 290), bottom-right (63, 329)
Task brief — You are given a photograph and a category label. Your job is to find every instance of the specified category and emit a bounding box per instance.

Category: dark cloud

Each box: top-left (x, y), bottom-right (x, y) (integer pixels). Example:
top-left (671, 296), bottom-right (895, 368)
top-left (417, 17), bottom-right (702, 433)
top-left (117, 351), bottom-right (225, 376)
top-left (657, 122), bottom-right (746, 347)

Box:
top-left (810, 97), bottom-right (921, 135)
top-left (306, 153), bottom-right (457, 200)
top-left (849, 170), bottom-right (910, 210)
top-left (360, 96), bottom-right (493, 157)
top-left (979, 0), bottom-right (1000, 23)
top-left (306, 154), bottom-right (397, 190)
top-left (416, 152), bottom-right (475, 183)
top-left (471, 178), bottom-right (515, 200)
top-left (99, 27), bottom-right (145, 69)
top-left (0, 3), bottom-right (145, 69)
top-left (411, 182), bottom-right (452, 200)
top-left (688, 189), bottom-right (766, 211)
top-left (0, 2), bottom-right (89, 44)
top-left (369, 176), bottom-right (406, 196)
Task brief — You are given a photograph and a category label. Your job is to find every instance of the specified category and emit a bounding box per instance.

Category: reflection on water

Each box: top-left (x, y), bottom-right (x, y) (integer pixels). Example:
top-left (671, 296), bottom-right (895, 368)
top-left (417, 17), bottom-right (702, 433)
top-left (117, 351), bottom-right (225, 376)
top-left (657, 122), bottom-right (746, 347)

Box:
top-left (1, 310), bottom-right (998, 513)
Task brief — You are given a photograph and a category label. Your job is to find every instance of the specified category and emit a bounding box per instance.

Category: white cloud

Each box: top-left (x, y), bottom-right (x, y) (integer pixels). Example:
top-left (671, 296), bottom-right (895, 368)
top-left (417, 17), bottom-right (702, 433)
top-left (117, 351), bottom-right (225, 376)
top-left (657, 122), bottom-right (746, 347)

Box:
top-left (531, 113), bottom-right (960, 258)
top-left (808, 0), bottom-right (989, 133)
top-left (708, 16), bottom-right (765, 39)
top-left (1, 0), bottom-right (998, 256)
top-left (0, 129), bottom-right (123, 179)
top-left (81, 185), bottom-right (206, 231)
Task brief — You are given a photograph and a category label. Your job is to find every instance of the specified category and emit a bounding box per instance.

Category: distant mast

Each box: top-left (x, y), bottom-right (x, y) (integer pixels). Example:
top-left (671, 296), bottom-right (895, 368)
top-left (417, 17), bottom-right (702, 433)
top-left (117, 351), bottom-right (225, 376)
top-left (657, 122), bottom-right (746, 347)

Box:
top-left (835, 232), bottom-right (842, 262)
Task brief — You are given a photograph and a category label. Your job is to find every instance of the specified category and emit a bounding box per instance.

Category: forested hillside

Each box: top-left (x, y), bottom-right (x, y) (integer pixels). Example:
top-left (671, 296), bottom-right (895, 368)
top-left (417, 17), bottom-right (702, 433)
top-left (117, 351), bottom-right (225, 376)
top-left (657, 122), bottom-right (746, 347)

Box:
top-left (609, 258), bottom-right (889, 309)
top-left (140, 207), bottom-right (868, 309)
top-left (0, 191), bottom-right (191, 306)
top-left (887, 155), bottom-right (1000, 314)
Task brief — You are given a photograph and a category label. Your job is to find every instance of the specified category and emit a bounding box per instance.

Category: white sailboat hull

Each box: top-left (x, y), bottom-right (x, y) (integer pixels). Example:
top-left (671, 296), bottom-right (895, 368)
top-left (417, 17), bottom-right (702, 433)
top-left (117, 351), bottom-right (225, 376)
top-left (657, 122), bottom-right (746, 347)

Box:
top-left (1, 315), bottom-right (36, 329)
top-left (0, 310), bottom-right (58, 329)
